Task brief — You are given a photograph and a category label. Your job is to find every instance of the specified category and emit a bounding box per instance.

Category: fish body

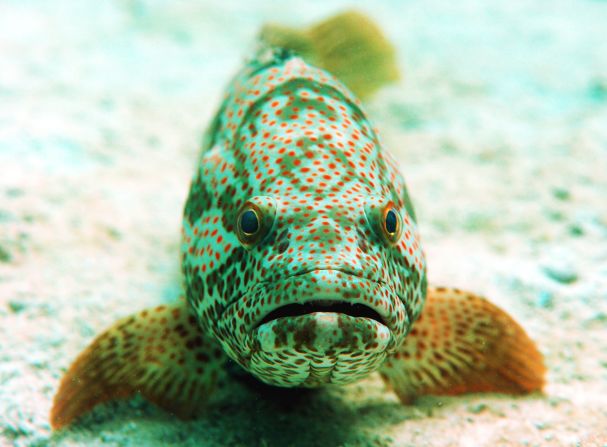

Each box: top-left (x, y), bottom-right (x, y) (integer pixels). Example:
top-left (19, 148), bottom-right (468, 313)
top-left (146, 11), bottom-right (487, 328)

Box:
top-left (181, 49), bottom-right (426, 387)
top-left (50, 11), bottom-right (545, 430)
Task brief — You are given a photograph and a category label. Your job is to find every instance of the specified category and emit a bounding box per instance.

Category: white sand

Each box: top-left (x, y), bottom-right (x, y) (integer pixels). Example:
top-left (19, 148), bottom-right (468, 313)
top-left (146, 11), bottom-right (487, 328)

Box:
top-left (1, 1), bottom-right (606, 446)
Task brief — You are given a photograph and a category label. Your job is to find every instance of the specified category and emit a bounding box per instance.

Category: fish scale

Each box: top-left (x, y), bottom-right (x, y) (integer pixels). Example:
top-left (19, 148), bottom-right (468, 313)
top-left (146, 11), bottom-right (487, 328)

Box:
top-left (50, 11), bottom-right (545, 430)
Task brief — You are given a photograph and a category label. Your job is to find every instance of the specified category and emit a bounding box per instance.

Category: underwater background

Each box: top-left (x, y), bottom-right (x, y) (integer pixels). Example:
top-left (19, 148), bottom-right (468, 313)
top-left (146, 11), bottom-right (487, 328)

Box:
top-left (1, 0), bottom-right (606, 446)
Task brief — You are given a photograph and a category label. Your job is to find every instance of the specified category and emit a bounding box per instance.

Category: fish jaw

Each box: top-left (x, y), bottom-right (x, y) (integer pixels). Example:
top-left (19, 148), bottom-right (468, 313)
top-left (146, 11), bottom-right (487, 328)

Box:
top-left (254, 312), bottom-right (392, 353)
top-left (215, 269), bottom-right (411, 386)
top-left (249, 313), bottom-right (391, 387)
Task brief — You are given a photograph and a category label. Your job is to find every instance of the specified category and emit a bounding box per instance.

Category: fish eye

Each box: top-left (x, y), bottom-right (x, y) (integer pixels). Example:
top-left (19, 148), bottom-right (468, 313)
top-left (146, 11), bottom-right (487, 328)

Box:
top-left (380, 203), bottom-right (402, 245)
top-left (364, 198), bottom-right (403, 246)
top-left (385, 209), bottom-right (398, 235)
top-left (235, 198), bottom-right (276, 248)
top-left (240, 209), bottom-right (259, 235)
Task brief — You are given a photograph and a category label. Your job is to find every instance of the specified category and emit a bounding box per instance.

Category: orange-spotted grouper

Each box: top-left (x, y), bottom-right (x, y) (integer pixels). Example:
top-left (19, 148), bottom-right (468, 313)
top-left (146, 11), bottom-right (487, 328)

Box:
top-left (50, 11), bottom-right (545, 429)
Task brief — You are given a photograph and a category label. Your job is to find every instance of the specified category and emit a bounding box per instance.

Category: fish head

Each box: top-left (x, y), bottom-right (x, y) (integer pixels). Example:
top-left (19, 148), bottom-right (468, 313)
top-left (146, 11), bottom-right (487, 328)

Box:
top-left (184, 185), bottom-right (427, 387)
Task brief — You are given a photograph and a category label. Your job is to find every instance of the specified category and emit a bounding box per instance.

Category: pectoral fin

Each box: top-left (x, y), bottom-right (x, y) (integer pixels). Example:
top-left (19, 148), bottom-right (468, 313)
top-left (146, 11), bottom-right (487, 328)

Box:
top-left (50, 300), bottom-right (227, 429)
top-left (380, 287), bottom-right (545, 404)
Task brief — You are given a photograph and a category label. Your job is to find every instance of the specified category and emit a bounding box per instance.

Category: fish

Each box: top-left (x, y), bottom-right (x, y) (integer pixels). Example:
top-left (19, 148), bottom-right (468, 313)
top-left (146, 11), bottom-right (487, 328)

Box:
top-left (50, 10), bottom-right (545, 429)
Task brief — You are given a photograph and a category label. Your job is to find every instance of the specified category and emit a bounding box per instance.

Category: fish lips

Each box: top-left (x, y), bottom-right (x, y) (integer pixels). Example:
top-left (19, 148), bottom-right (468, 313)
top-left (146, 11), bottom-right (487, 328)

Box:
top-left (219, 269), bottom-right (409, 356)
top-left (253, 312), bottom-right (392, 355)
top-left (248, 312), bottom-right (391, 387)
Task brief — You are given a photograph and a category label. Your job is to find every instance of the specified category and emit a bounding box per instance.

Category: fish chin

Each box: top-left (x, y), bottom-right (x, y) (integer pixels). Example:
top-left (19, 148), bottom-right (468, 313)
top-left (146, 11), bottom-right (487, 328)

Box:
top-left (247, 312), bottom-right (391, 387)
top-left (214, 269), bottom-right (411, 385)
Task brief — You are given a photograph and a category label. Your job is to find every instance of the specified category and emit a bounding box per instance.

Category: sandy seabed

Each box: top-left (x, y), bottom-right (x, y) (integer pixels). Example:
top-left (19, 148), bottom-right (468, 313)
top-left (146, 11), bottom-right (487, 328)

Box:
top-left (1, 1), bottom-right (606, 446)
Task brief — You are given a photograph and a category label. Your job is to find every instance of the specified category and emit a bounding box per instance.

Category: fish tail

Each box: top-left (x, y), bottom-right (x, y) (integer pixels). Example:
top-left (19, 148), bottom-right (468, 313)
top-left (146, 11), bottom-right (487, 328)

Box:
top-left (259, 10), bottom-right (400, 99)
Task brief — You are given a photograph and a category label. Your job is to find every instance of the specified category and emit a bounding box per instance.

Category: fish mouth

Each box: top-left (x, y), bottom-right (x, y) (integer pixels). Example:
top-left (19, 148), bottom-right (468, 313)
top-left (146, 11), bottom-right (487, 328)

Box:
top-left (248, 268), bottom-right (396, 332)
top-left (255, 300), bottom-right (386, 329)
top-left (236, 269), bottom-right (403, 336)
top-left (217, 269), bottom-right (408, 358)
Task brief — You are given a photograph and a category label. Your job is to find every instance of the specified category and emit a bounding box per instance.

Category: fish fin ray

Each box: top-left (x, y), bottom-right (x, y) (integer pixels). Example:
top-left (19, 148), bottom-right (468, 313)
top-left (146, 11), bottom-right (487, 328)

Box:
top-left (380, 286), bottom-right (546, 403)
top-left (50, 301), bottom-right (227, 429)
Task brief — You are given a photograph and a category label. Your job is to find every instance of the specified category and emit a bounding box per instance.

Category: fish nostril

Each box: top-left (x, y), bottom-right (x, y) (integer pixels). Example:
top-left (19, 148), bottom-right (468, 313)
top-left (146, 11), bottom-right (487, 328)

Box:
top-left (357, 230), bottom-right (371, 253)
top-left (277, 240), bottom-right (289, 254)
top-left (274, 229), bottom-right (290, 254)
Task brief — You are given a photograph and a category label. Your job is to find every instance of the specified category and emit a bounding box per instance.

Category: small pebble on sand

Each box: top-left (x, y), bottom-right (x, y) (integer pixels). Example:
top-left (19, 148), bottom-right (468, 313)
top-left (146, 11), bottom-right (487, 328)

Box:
top-left (542, 262), bottom-right (578, 284)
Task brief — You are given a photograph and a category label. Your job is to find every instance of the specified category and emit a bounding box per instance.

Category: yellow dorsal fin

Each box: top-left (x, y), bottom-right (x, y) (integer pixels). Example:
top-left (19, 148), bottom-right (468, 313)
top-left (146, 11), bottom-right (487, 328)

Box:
top-left (260, 10), bottom-right (400, 99)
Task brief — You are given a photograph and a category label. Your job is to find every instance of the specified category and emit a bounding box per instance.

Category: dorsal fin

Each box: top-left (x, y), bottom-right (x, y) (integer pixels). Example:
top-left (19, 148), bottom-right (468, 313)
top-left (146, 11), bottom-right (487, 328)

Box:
top-left (260, 10), bottom-right (400, 99)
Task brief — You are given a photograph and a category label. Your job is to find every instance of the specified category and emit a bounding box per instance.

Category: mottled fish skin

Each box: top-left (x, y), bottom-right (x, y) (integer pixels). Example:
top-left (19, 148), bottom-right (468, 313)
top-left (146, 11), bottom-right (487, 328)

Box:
top-left (181, 50), bottom-right (427, 387)
top-left (49, 14), bottom-right (544, 430)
